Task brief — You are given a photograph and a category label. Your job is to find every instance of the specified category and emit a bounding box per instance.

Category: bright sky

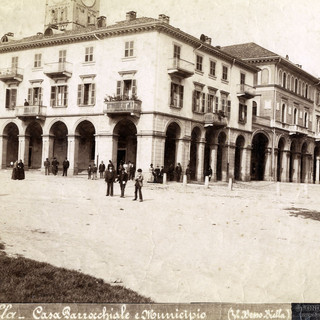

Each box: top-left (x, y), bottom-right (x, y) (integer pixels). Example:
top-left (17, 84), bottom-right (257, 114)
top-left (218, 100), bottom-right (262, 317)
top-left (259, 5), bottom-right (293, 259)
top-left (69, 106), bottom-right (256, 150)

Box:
top-left (1, 0), bottom-right (320, 77)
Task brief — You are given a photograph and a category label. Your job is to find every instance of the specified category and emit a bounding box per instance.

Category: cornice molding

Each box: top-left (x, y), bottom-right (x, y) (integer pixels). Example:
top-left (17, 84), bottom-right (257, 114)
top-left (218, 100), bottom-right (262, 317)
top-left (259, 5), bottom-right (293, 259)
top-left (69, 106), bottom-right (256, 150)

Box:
top-left (0, 21), bottom-right (257, 73)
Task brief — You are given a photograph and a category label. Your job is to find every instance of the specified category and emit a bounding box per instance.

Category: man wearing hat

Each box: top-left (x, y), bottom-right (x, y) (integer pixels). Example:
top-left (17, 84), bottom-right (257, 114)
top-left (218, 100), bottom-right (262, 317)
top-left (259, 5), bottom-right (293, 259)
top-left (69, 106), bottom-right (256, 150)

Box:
top-left (133, 168), bottom-right (144, 202)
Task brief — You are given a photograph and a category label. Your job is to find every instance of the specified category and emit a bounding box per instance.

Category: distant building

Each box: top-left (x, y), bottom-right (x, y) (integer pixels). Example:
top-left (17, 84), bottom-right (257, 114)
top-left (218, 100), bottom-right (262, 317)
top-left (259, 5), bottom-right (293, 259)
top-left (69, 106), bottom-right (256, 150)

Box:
top-left (0, 0), bottom-right (319, 183)
top-left (222, 43), bottom-right (320, 183)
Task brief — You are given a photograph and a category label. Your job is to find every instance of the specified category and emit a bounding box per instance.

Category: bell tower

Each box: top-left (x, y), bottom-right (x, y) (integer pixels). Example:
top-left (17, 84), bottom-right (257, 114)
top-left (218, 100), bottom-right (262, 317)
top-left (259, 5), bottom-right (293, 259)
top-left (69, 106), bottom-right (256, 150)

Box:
top-left (44, 0), bottom-right (100, 31)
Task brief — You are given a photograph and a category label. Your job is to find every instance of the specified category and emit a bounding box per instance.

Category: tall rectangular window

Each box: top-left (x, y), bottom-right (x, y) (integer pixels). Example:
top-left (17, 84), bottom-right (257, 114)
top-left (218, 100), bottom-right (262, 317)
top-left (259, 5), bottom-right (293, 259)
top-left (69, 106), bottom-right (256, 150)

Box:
top-left (239, 103), bottom-right (247, 123)
top-left (125, 41), bottom-right (134, 57)
top-left (173, 44), bottom-right (181, 59)
top-left (51, 85), bottom-right (68, 107)
top-left (196, 55), bottom-right (203, 72)
top-left (34, 54), bottom-right (42, 68)
top-left (222, 65), bottom-right (228, 81)
top-left (170, 82), bottom-right (184, 108)
top-left (209, 61), bottom-right (216, 77)
top-left (59, 50), bottom-right (67, 62)
top-left (5, 88), bottom-right (17, 109)
top-left (11, 57), bottom-right (18, 69)
top-left (85, 47), bottom-right (94, 62)
top-left (240, 72), bottom-right (245, 84)
top-left (192, 90), bottom-right (205, 113)
top-left (28, 87), bottom-right (43, 105)
top-left (77, 83), bottom-right (95, 105)
top-left (116, 79), bottom-right (137, 99)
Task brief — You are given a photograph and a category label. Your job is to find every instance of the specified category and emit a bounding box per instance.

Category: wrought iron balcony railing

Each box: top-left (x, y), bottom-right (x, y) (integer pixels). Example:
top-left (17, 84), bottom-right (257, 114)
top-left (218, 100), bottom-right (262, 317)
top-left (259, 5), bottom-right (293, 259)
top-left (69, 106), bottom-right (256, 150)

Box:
top-left (237, 84), bottom-right (256, 99)
top-left (44, 61), bottom-right (73, 79)
top-left (104, 99), bottom-right (142, 117)
top-left (0, 67), bottom-right (23, 82)
top-left (15, 105), bottom-right (47, 120)
top-left (167, 57), bottom-right (194, 78)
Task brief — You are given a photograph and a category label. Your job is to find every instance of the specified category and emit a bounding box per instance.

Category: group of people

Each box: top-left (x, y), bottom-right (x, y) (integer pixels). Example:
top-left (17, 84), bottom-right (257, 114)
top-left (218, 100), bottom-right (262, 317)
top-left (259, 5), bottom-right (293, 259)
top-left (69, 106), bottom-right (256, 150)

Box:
top-left (44, 157), bottom-right (70, 176)
top-left (11, 160), bottom-right (25, 180)
top-left (103, 160), bottom-right (143, 201)
top-left (148, 162), bottom-right (185, 183)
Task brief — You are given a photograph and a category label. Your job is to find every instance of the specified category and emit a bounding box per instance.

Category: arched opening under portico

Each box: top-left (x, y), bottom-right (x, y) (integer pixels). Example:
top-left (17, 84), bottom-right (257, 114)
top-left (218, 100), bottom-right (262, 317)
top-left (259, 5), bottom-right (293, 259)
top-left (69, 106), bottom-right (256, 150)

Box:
top-left (26, 121), bottom-right (43, 169)
top-left (2, 122), bottom-right (19, 168)
top-left (251, 133), bottom-right (269, 181)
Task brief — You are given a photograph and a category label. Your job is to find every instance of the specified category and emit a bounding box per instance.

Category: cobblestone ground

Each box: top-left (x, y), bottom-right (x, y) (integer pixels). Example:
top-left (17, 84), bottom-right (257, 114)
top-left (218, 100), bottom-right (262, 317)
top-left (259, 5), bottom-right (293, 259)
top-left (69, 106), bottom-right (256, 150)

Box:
top-left (1, 169), bottom-right (320, 303)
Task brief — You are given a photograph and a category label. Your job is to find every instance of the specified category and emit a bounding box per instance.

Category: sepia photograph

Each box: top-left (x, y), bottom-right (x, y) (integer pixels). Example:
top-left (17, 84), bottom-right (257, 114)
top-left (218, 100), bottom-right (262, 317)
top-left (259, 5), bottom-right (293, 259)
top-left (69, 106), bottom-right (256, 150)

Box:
top-left (0, 0), bottom-right (320, 316)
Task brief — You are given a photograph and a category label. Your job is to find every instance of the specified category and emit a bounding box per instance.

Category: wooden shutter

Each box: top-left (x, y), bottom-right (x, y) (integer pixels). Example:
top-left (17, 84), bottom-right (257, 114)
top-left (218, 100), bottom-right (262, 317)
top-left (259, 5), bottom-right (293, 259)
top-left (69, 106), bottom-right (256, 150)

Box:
top-left (202, 93), bottom-right (206, 113)
top-left (64, 86), bottom-right (68, 107)
top-left (227, 100), bottom-right (231, 117)
top-left (51, 86), bottom-right (56, 107)
top-left (116, 81), bottom-right (121, 97)
top-left (77, 84), bottom-right (83, 105)
top-left (215, 97), bottom-right (219, 113)
top-left (244, 105), bottom-right (247, 122)
top-left (90, 83), bottom-right (96, 105)
top-left (5, 89), bottom-right (10, 108)
top-left (192, 90), bottom-right (196, 112)
top-left (180, 85), bottom-right (184, 108)
top-left (11, 89), bottom-right (17, 108)
top-left (170, 82), bottom-right (174, 106)
top-left (39, 87), bottom-right (43, 106)
top-left (132, 79), bottom-right (137, 97)
top-left (28, 88), bottom-right (32, 105)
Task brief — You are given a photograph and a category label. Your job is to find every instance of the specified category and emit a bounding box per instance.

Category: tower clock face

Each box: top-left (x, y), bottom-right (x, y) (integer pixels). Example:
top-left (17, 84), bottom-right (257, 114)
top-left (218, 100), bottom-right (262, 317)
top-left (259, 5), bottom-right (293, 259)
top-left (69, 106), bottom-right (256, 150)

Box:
top-left (82, 0), bottom-right (96, 7)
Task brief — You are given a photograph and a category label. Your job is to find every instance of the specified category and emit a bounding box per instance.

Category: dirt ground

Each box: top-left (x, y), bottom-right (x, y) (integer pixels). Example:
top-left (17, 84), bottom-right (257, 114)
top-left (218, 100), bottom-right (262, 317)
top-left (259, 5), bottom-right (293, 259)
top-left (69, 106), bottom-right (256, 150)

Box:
top-left (1, 169), bottom-right (320, 303)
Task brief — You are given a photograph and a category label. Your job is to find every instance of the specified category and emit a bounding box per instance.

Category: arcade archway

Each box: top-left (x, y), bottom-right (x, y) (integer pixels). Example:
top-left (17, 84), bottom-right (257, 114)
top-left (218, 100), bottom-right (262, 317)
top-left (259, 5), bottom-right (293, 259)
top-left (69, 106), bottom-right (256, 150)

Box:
top-left (190, 127), bottom-right (201, 180)
top-left (251, 133), bottom-right (269, 181)
top-left (26, 122), bottom-right (43, 169)
top-left (164, 122), bottom-right (181, 169)
top-left (2, 122), bottom-right (19, 167)
top-left (217, 132), bottom-right (227, 181)
top-left (235, 135), bottom-right (245, 181)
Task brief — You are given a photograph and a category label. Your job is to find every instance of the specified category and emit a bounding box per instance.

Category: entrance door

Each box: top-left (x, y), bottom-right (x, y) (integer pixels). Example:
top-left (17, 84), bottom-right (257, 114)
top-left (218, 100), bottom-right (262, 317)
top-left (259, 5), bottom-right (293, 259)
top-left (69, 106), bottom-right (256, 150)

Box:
top-left (117, 149), bottom-right (126, 171)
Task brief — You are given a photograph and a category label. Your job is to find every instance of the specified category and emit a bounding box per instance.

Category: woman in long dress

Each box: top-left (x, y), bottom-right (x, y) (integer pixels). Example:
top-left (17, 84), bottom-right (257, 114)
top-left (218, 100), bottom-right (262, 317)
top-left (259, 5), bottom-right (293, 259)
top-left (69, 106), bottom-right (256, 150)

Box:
top-left (11, 160), bottom-right (18, 180)
top-left (17, 160), bottom-right (25, 180)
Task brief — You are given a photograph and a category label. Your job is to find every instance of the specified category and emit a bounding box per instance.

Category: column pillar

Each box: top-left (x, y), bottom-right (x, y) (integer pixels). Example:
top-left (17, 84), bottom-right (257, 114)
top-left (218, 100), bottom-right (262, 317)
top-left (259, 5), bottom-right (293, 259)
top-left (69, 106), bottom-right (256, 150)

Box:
top-left (315, 156), bottom-right (320, 184)
top-left (183, 137), bottom-right (191, 175)
top-left (264, 147), bottom-right (272, 181)
top-left (0, 135), bottom-right (8, 169)
top-left (18, 135), bottom-right (30, 167)
top-left (136, 133), bottom-right (154, 173)
top-left (221, 145), bottom-right (228, 182)
top-left (292, 152), bottom-right (301, 183)
top-left (41, 134), bottom-right (54, 170)
top-left (280, 150), bottom-right (289, 182)
top-left (227, 143), bottom-right (236, 180)
top-left (196, 139), bottom-right (205, 181)
top-left (242, 146), bottom-right (252, 182)
top-left (274, 148), bottom-right (278, 181)
top-left (210, 144), bottom-right (218, 182)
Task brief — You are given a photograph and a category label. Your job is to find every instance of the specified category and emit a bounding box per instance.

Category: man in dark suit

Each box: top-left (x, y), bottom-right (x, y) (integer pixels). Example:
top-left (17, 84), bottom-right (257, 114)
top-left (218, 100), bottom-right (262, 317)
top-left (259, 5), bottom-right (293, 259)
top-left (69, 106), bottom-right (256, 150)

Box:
top-left (117, 168), bottom-right (128, 198)
top-left (105, 168), bottom-right (116, 196)
top-left (62, 158), bottom-right (70, 176)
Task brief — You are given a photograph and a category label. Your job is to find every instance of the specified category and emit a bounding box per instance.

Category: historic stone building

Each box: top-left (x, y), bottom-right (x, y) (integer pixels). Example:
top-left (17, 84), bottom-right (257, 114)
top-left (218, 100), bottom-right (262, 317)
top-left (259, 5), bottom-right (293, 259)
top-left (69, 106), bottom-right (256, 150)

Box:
top-left (222, 43), bottom-right (320, 183)
top-left (0, 0), bottom-right (319, 183)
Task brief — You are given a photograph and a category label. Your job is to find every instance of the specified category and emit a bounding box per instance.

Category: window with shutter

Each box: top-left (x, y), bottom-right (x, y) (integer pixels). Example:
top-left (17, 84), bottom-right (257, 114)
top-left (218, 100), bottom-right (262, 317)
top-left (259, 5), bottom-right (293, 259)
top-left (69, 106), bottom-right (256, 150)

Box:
top-left (215, 97), bottom-right (219, 113)
top-left (77, 84), bottom-right (83, 105)
top-left (51, 86), bottom-right (56, 107)
top-left (180, 85), bottom-right (184, 108)
top-left (116, 81), bottom-right (121, 97)
top-left (201, 93), bottom-right (206, 113)
top-left (28, 88), bottom-right (32, 105)
top-left (90, 83), bottom-right (96, 105)
top-left (227, 100), bottom-right (231, 117)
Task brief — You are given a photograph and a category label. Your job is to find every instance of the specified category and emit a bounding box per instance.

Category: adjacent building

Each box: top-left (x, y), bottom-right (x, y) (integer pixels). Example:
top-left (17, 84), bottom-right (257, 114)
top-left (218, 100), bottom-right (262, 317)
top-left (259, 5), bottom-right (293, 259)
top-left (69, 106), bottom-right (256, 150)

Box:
top-left (0, 0), bottom-right (319, 183)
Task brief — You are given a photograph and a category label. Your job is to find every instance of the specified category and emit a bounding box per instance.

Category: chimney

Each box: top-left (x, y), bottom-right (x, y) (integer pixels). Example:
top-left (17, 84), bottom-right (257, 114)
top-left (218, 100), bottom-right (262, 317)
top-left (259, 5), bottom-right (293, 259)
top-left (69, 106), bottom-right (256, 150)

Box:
top-left (97, 16), bottom-right (106, 28)
top-left (158, 14), bottom-right (170, 24)
top-left (205, 37), bottom-right (212, 45)
top-left (126, 11), bottom-right (136, 21)
top-left (286, 54), bottom-right (289, 60)
top-left (37, 32), bottom-right (43, 36)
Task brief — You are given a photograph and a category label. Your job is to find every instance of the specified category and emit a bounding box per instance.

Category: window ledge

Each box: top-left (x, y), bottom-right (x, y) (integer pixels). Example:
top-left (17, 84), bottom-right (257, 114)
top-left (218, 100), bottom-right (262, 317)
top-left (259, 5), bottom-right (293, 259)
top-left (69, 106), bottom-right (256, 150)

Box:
top-left (122, 56), bottom-right (137, 61)
top-left (169, 104), bottom-right (182, 109)
top-left (195, 70), bottom-right (204, 75)
top-left (193, 110), bottom-right (205, 114)
top-left (208, 74), bottom-right (217, 80)
top-left (221, 79), bottom-right (229, 84)
top-left (82, 61), bottom-right (95, 66)
top-left (78, 104), bottom-right (95, 107)
top-left (52, 105), bottom-right (68, 108)
top-left (32, 67), bottom-right (43, 71)
top-left (238, 120), bottom-right (247, 124)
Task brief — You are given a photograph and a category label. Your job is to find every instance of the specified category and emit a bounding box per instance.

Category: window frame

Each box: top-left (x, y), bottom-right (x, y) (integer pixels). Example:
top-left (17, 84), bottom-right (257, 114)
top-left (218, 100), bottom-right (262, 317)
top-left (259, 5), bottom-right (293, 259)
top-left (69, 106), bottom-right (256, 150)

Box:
top-left (170, 82), bottom-right (184, 109)
top-left (222, 65), bottom-right (229, 81)
top-left (34, 53), bottom-right (42, 68)
top-left (195, 55), bottom-right (203, 72)
top-left (50, 85), bottom-right (68, 107)
top-left (124, 41), bottom-right (134, 58)
top-left (85, 46), bottom-right (94, 62)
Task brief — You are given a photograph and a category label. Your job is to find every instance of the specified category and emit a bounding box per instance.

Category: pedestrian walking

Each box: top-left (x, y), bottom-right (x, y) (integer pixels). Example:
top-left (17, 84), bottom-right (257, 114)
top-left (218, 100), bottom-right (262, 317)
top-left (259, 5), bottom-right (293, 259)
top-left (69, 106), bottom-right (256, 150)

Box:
top-left (107, 160), bottom-right (114, 171)
top-left (105, 167), bottom-right (116, 196)
top-left (117, 168), bottom-right (128, 198)
top-left (92, 163), bottom-right (98, 180)
top-left (99, 161), bottom-right (105, 179)
top-left (44, 158), bottom-right (50, 175)
top-left (133, 168), bottom-right (144, 202)
top-left (175, 163), bottom-right (182, 182)
top-left (62, 157), bottom-right (69, 176)
top-left (87, 164), bottom-right (92, 179)
top-left (51, 157), bottom-right (59, 175)
top-left (129, 161), bottom-right (135, 180)
top-left (11, 160), bottom-right (18, 180)
top-left (17, 159), bottom-right (25, 180)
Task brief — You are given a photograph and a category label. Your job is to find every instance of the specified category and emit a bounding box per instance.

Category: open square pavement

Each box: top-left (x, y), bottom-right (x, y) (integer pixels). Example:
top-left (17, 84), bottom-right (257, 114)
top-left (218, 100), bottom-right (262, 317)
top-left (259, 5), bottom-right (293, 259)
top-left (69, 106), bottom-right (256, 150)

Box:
top-left (1, 169), bottom-right (320, 303)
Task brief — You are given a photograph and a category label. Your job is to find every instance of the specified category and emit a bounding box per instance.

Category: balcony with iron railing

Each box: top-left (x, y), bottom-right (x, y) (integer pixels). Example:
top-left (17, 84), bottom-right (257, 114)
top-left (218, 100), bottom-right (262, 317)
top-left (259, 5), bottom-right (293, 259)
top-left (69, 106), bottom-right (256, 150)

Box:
top-left (167, 57), bottom-right (194, 78)
top-left (289, 124), bottom-right (309, 136)
top-left (0, 67), bottom-right (23, 83)
top-left (204, 110), bottom-right (228, 128)
top-left (104, 97), bottom-right (142, 117)
top-left (15, 104), bottom-right (47, 120)
top-left (237, 84), bottom-right (256, 99)
top-left (44, 61), bottom-right (73, 79)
